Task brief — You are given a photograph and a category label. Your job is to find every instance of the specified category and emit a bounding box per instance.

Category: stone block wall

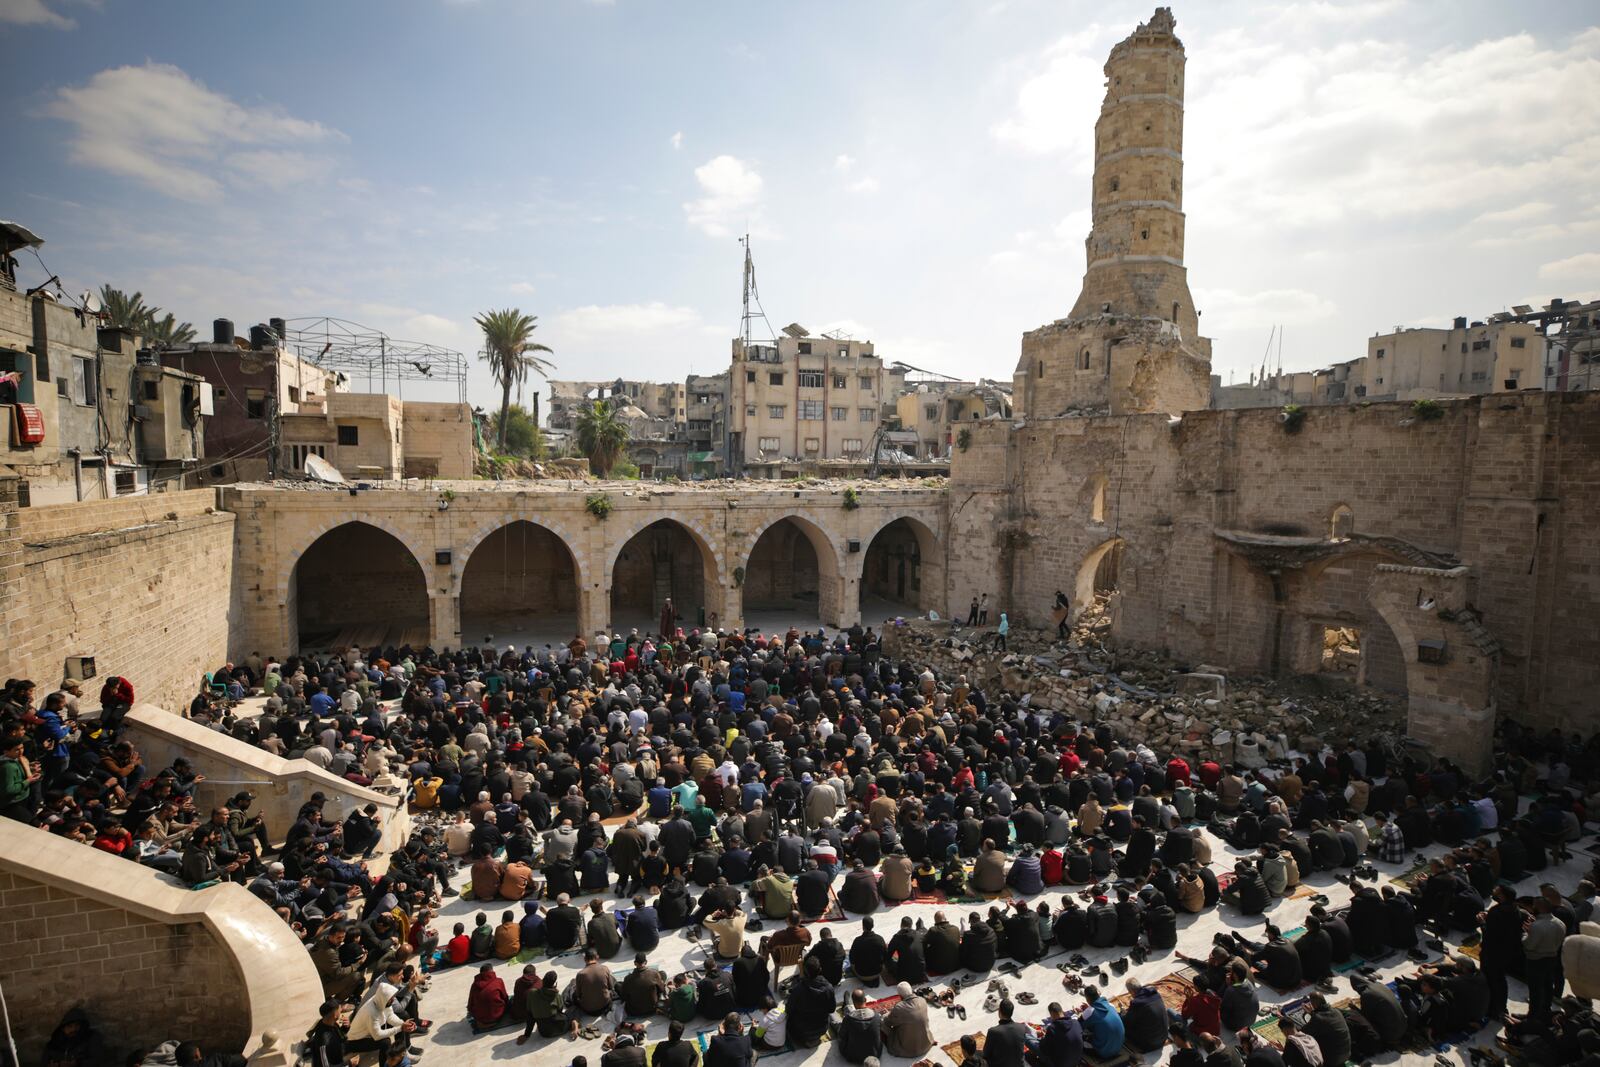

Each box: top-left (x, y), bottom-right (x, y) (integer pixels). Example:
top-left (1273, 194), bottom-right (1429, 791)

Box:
top-left (224, 482), bottom-right (948, 654)
top-left (0, 868), bottom-right (248, 1061)
top-left (0, 484), bottom-right (235, 713)
top-left (951, 392), bottom-right (1600, 738)
top-left (0, 826), bottom-right (322, 1065)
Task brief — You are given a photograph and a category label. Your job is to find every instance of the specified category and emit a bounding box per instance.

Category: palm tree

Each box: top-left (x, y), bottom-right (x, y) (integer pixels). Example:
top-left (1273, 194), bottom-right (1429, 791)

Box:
top-left (99, 286), bottom-right (151, 332)
top-left (475, 308), bottom-right (554, 451)
top-left (144, 311), bottom-right (196, 347)
top-left (574, 398), bottom-right (630, 478)
top-left (98, 286), bottom-right (195, 347)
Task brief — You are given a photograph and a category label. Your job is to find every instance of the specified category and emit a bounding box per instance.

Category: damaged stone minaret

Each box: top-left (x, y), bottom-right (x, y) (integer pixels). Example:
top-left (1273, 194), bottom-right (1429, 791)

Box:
top-left (1015, 7), bottom-right (1213, 418)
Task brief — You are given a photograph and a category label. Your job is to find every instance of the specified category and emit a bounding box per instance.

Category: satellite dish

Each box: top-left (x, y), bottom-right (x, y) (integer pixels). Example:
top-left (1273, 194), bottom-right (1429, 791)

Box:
top-left (81, 290), bottom-right (103, 314)
top-left (304, 454), bottom-right (344, 483)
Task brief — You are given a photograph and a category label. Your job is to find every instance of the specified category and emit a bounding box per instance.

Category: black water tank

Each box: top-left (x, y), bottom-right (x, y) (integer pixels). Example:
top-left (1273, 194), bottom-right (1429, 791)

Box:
top-left (269, 317), bottom-right (287, 341)
top-left (213, 318), bottom-right (234, 345)
top-left (249, 324), bottom-right (273, 349)
top-left (1453, 316), bottom-right (1468, 329)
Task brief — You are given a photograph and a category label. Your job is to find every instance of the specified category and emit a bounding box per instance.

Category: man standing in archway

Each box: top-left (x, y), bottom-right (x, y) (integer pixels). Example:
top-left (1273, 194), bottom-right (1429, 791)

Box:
top-left (1053, 590), bottom-right (1071, 638)
top-left (659, 598), bottom-right (676, 641)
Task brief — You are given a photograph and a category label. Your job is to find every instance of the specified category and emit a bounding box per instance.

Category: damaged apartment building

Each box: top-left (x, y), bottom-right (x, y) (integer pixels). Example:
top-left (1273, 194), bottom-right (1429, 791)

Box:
top-left (1, 222), bottom-right (207, 505)
top-left (1214, 306), bottom-right (1566, 409)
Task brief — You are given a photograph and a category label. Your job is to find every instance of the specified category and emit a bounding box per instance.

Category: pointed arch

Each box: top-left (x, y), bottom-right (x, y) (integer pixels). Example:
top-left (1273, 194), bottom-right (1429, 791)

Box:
top-left (290, 520), bottom-right (430, 651)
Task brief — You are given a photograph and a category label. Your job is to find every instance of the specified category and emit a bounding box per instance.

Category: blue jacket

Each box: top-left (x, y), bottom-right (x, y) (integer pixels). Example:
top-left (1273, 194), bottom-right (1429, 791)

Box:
top-left (1082, 999), bottom-right (1125, 1059)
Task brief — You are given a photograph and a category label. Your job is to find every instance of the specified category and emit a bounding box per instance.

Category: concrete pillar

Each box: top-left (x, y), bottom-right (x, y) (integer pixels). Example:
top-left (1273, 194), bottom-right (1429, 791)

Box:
top-left (817, 573), bottom-right (845, 629)
top-left (579, 582), bottom-right (607, 638)
top-left (838, 574), bottom-right (862, 628)
top-left (724, 584), bottom-right (745, 633)
top-left (429, 593), bottom-right (459, 650)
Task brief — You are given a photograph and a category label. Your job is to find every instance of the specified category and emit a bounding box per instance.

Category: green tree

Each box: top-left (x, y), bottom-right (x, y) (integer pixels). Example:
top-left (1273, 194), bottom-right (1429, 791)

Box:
top-left (144, 311), bottom-right (196, 347)
top-left (99, 286), bottom-right (151, 332)
top-left (475, 308), bottom-right (555, 452)
top-left (574, 398), bottom-right (630, 478)
top-left (490, 403), bottom-right (545, 459)
top-left (98, 286), bottom-right (195, 347)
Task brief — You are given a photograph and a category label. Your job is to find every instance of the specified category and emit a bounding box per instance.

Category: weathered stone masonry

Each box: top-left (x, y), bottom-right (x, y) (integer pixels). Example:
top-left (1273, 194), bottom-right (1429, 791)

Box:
top-left (223, 483), bottom-right (948, 654)
top-left (946, 391), bottom-right (1600, 769)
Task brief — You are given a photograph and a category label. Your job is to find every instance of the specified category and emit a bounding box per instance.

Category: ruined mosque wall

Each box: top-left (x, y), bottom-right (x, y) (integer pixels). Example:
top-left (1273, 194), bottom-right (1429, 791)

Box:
top-left (948, 391), bottom-right (1600, 734)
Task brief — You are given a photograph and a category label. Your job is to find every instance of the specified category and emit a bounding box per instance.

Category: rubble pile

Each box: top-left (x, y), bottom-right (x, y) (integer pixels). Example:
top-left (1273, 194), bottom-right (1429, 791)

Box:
top-left (881, 606), bottom-right (1404, 765)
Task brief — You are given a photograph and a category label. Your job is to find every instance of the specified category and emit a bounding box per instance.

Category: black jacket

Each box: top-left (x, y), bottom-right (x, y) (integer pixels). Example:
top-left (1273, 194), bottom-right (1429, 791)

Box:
top-left (850, 931), bottom-right (888, 979)
top-left (960, 921), bottom-right (997, 972)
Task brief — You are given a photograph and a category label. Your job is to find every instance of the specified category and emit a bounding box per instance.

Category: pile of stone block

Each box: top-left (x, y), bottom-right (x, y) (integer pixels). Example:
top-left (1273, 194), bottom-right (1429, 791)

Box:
top-left (881, 616), bottom-right (1404, 764)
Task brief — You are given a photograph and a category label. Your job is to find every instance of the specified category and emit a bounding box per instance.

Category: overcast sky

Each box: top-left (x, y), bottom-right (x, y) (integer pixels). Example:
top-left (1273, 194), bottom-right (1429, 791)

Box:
top-left (3, 0), bottom-right (1596, 406)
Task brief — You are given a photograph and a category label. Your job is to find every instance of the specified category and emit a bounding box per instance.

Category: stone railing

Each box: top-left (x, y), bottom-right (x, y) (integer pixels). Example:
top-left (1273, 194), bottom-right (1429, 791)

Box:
top-left (123, 703), bottom-right (410, 866)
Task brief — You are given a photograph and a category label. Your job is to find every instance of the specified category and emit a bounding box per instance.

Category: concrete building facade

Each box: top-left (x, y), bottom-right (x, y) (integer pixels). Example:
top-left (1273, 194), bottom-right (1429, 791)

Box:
top-left (728, 333), bottom-right (890, 474)
top-left (1, 287), bottom-right (206, 505)
top-left (1215, 314), bottom-right (1546, 409)
top-left (893, 380), bottom-right (1013, 459)
top-left (1014, 7), bottom-right (1212, 418)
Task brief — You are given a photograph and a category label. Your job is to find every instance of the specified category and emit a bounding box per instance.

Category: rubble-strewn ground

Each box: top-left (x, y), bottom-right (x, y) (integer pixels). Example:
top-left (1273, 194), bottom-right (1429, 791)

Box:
top-left (882, 599), bottom-right (1408, 766)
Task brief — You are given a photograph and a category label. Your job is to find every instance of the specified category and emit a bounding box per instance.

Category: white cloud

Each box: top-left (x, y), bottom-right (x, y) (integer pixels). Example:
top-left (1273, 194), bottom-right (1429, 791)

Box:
top-left (508, 281), bottom-right (538, 295)
top-left (1193, 287), bottom-right (1338, 331)
top-left (991, 24), bottom-right (1117, 160)
top-left (553, 302), bottom-right (712, 340)
top-left (834, 154), bottom-right (855, 173)
top-left (402, 313), bottom-right (461, 339)
top-left (0, 0), bottom-right (72, 28)
top-left (1185, 29), bottom-right (1600, 226)
top-left (670, 131), bottom-right (683, 150)
top-left (1539, 252), bottom-right (1600, 282)
top-left (1473, 201), bottom-right (1554, 225)
top-left (46, 63), bottom-right (342, 200)
top-left (683, 154), bottom-right (764, 237)
top-left (848, 177), bottom-right (880, 195)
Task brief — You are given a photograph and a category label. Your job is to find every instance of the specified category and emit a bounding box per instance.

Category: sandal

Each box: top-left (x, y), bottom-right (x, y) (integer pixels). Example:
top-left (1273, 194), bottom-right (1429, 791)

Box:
top-left (1017, 992), bottom-right (1039, 1005)
top-left (957, 1004), bottom-right (967, 1020)
top-left (983, 994), bottom-right (1000, 1012)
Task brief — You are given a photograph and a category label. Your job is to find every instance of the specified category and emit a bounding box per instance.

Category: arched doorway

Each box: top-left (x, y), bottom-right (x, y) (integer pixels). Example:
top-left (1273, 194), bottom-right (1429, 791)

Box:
top-left (742, 516), bottom-right (840, 632)
top-left (859, 516), bottom-right (941, 623)
top-left (610, 519), bottom-right (717, 636)
top-left (459, 521), bottom-right (580, 649)
top-left (1293, 551), bottom-right (1409, 699)
top-left (292, 522), bottom-right (429, 652)
top-left (1073, 537), bottom-right (1124, 628)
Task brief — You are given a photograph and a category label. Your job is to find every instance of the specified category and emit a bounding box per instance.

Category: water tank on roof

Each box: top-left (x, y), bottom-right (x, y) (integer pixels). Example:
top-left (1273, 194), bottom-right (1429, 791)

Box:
top-left (213, 319), bottom-right (234, 345)
top-left (1453, 317), bottom-right (1468, 329)
top-left (249, 324), bottom-right (274, 349)
top-left (269, 317), bottom-right (287, 341)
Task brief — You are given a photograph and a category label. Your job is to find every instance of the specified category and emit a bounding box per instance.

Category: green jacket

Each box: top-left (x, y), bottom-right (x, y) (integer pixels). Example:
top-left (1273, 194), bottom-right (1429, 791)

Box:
top-left (1, 757), bottom-right (29, 807)
top-left (669, 982), bottom-right (698, 1023)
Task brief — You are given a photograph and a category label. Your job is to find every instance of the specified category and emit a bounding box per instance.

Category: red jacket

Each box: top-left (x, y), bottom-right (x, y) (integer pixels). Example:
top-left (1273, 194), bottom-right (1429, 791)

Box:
top-left (1040, 848), bottom-right (1065, 885)
top-left (468, 972), bottom-right (509, 1027)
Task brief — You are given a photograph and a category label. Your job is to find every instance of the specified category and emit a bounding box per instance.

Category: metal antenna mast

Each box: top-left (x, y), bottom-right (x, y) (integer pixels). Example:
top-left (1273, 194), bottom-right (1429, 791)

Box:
top-left (739, 234), bottom-right (776, 345)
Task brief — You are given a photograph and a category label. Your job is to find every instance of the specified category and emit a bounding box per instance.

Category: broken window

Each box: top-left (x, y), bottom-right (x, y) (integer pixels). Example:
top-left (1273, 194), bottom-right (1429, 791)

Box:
top-left (798, 370), bottom-right (824, 389)
top-left (1320, 626), bottom-right (1360, 674)
top-left (1510, 337), bottom-right (1526, 348)
top-left (1329, 504), bottom-right (1353, 541)
top-left (337, 424), bottom-right (359, 445)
